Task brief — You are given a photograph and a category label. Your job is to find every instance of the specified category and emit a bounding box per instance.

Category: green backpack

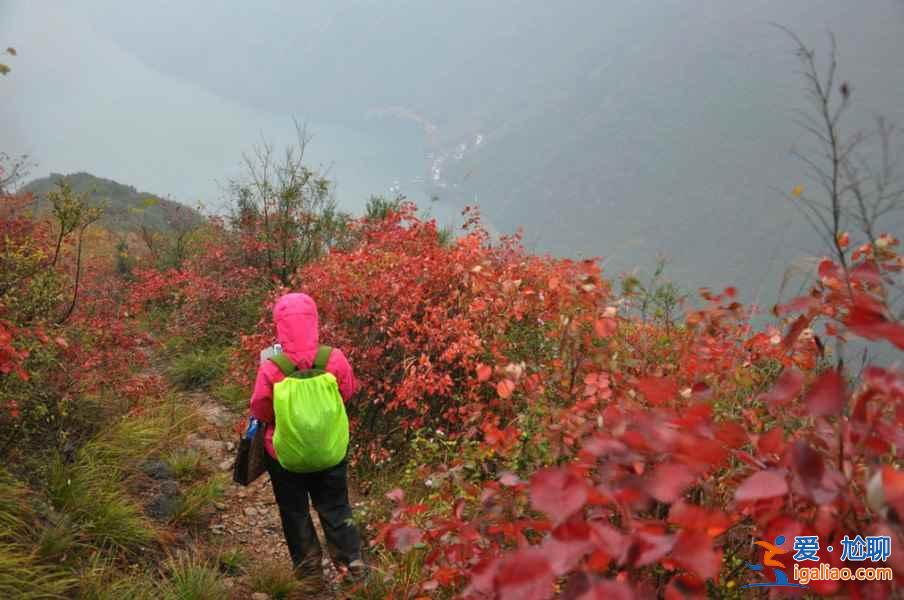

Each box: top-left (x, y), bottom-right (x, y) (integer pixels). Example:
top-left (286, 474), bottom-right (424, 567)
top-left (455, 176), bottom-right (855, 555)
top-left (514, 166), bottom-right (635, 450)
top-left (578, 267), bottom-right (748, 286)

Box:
top-left (269, 346), bottom-right (349, 473)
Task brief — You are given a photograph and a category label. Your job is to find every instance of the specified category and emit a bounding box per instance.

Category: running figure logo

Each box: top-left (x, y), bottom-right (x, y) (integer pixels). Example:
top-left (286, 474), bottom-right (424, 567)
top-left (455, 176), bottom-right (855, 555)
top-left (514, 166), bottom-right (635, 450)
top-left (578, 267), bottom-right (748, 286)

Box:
top-left (742, 535), bottom-right (808, 589)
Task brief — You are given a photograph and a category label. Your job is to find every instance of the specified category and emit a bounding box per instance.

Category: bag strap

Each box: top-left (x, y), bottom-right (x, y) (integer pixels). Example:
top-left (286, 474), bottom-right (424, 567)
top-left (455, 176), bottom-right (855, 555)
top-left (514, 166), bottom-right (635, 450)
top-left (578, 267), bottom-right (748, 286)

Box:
top-left (313, 345), bottom-right (332, 370)
top-left (269, 353), bottom-right (297, 376)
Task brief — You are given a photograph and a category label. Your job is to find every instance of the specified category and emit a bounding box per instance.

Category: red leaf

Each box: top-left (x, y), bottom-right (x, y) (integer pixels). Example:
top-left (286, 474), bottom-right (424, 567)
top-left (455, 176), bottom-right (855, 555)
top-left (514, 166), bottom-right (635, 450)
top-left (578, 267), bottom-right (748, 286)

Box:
top-left (679, 437), bottom-right (728, 469)
top-left (594, 317), bottom-right (617, 338)
top-left (844, 303), bottom-right (904, 350)
top-left (497, 378), bottom-right (516, 399)
top-left (714, 422), bottom-right (748, 449)
top-left (635, 376), bottom-right (678, 406)
top-left (494, 548), bottom-right (555, 600)
top-left (782, 314), bottom-right (811, 348)
top-left (818, 258), bottom-right (841, 281)
top-left (589, 522), bottom-right (627, 561)
top-left (790, 441), bottom-right (824, 490)
top-left (631, 530), bottom-right (676, 567)
top-left (734, 470), bottom-right (788, 502)
top-left (646, 463), bottom-right (695, 504)
top-left (774, 294), bottom-right (818, 317)
top-left (465, 556), bottom-right (499, 596)
top-left (530, 468), bottom-right (588, 523)
top-left (757, 427), bottom-right (785, 456)
top-left (579, 581), bottom-right (635, 600)
top-left (670, 530), bottom-right (723, 581)
top-left (882, 466), bottom-right (904, 514)
top-left (665, 574), bottom-right (706, 600)
top-left (543, 520), bottom-right (595, 575)
top-left (668, 501), bottom-right (732, 537)
top-left (387, 525), bottom-right (422, 552)
top-left (586, 549), bottom-right (611, 572)
top-left (759, 369), bottom-right (803, 406)
top-left (806, 370), bottom-right (846, 417)
top-left (851, 261), bottom-right (882, 285)
top-left (476, 363), bottom-right (492, 382)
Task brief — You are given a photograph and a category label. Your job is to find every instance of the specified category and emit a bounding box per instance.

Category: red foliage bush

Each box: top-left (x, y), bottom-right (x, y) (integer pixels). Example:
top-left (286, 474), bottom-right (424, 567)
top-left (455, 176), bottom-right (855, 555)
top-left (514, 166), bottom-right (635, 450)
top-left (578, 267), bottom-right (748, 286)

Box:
top-left (373, 230), bottom-right (903, 598)
top-left (235, 205), bottom-right (613, 465)
top-left (1, 196), bottom-right (153, 445)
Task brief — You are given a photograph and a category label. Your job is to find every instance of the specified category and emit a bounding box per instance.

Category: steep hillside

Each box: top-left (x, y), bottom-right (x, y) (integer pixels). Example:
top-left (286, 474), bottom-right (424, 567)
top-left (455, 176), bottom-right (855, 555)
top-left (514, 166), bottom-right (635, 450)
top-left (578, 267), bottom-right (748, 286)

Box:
top-left (22, 172), bottom-right (202, 233)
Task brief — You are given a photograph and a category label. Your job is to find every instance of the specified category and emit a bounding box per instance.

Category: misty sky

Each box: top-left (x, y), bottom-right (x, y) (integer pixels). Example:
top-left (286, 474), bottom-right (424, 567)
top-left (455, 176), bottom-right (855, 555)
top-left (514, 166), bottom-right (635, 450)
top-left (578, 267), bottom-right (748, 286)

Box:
top-left (2, 1), bottom-right (903, 299)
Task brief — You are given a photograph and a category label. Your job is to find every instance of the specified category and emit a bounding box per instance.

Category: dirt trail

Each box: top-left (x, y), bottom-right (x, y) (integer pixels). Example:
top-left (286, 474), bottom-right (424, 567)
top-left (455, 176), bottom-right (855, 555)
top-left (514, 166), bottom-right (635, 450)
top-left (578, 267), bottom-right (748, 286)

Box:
top-left (184, 391), bottom-right (351, 598)
top-left (184, 394), bottom-right (291, 562)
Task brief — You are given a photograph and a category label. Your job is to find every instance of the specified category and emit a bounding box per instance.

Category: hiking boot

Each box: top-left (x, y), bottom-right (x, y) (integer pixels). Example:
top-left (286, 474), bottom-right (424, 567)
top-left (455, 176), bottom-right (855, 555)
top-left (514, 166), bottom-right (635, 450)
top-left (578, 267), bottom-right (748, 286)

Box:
top-left (347, 559), bottom-right (368, 582)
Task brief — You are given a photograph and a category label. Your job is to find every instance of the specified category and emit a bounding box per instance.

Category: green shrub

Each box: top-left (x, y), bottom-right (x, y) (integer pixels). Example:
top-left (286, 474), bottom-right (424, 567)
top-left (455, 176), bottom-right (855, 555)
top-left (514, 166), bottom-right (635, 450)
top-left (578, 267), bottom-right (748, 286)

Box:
top-left (167, 348), bottom-right (228, 390)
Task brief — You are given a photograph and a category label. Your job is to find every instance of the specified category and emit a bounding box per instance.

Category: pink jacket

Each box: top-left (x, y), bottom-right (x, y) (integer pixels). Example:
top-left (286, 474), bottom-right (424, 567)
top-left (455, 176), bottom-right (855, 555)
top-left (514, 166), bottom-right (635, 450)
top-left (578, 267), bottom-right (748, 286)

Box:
top-left (249, 293), bottom-right (358, 460)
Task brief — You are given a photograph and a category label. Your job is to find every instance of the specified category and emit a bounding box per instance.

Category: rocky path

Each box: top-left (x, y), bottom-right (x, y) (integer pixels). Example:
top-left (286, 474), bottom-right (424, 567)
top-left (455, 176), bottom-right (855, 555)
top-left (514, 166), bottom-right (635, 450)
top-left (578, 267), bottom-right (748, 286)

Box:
top-left (184, 394), bottom-right (292, 562)
top-left (183, 391), bottom-right (352, 598)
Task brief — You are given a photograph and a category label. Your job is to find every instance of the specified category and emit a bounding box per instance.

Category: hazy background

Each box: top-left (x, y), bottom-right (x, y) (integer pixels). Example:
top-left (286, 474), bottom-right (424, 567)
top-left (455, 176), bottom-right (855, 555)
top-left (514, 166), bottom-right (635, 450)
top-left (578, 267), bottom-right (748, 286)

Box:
top-left (2, 1), bottom-right (903, 303)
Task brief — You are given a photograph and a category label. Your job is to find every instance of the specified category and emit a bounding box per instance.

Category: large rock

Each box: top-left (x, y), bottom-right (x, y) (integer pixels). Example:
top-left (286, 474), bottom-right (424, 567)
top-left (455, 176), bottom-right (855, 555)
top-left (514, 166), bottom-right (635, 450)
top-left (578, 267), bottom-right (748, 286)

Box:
top-left (144, 480), bottom-right (182, 520)
top-left (139, 459), bottom-right (174, 480)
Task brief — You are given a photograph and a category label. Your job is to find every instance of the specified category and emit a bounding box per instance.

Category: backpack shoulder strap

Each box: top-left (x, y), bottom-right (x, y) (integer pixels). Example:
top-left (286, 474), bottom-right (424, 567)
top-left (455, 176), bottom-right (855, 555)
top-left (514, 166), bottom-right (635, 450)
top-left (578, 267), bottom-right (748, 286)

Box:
top-left (313, 345), bottom-right (332, 371)
top-left (269, 353), bottom-right (297, 376)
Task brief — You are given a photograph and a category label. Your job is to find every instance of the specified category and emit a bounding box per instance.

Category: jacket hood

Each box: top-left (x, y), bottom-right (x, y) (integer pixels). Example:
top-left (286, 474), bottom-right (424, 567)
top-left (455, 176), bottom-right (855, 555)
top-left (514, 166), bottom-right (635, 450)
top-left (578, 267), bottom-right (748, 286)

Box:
top-left (273, 293), bottom-right (319, 362)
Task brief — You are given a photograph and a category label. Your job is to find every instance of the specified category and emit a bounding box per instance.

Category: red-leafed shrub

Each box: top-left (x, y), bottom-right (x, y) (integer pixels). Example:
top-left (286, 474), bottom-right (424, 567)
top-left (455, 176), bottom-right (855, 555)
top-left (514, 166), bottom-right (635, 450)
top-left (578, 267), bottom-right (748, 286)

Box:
top-left (234, 204), bottom-right (613, 464)
top-left (372, 232), bottom-right (902, 598)
top-left (1, 192), bottom-right (154, 456)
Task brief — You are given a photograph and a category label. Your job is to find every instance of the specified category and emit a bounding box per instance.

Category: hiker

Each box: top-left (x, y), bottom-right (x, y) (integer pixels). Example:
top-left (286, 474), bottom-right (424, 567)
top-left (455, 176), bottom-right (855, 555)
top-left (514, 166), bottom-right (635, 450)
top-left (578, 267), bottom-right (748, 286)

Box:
top-left (248, 292), bottom-right (364, 584)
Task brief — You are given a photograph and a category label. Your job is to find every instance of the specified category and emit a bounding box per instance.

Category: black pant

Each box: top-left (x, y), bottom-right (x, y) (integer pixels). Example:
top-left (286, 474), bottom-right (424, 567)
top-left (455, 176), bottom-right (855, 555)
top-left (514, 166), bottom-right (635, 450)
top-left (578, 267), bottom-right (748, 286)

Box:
top-left (265, 453), bottom-right (362, 575)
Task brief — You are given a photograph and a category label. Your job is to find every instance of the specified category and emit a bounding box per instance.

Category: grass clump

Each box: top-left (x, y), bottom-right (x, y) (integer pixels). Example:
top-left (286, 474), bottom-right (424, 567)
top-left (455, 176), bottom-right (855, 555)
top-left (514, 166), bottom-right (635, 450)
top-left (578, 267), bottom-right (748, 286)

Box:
top-left (0, 468), bottom-right (35, 544)
top-left (248, 559), bottom-right (301, 599)
top-left (165, 448), bottom-right (204, 482)
top-left (46, 455), bottom-right (156, 554)
top-left (41, 406), bottom-right (198, 555)
top-left (214, 546), bottom-right (248, 576)
top-left (0, 545), bottom-right (75, 599)
top-left (158, 553), bottom-right (228, 600)
top-left (347, 548), bottom-right (426, 600)
top-left (213, 381), bottom-right (248, 412)
top-left (35, 513), bottom-right (80, 562)
top-left (168, 347), bottom-right (228, 390)
top-left (76, 557), bottom-right (158, 600)
top-left (172, 473), bottom-right (226, 526)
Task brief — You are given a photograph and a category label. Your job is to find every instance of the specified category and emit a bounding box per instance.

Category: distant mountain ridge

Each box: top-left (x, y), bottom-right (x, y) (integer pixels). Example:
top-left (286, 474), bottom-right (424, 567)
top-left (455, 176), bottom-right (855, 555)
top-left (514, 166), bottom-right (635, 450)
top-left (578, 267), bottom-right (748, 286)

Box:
top-left (21, 172), bottom-right (202, 233)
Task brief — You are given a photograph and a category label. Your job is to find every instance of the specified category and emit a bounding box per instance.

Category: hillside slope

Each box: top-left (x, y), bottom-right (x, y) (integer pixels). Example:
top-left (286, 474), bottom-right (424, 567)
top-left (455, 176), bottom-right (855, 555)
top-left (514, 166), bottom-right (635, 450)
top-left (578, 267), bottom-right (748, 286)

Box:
top-left (22, 172), bottom-right (202, 233)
